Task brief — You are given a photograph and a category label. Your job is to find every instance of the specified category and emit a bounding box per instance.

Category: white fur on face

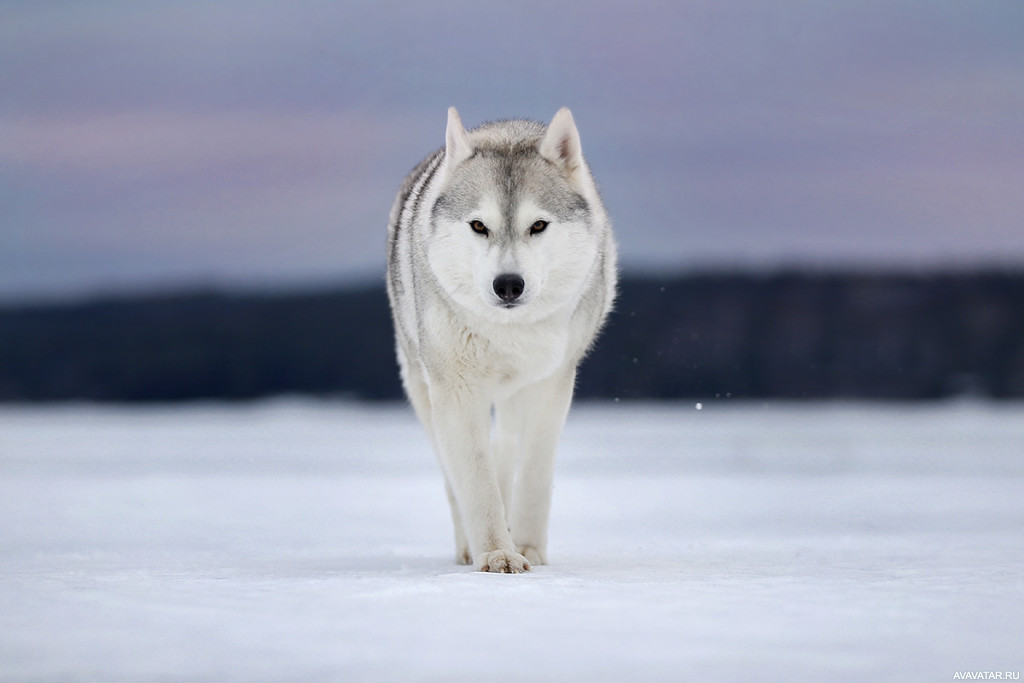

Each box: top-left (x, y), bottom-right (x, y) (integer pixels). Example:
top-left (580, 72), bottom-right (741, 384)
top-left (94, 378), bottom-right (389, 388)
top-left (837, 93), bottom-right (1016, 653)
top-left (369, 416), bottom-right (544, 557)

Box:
top-left (514, 198), bottom-right (598, 319)
top-left (427, 194), bottom-right (504, 319)
top-left (427, 193), bottom-right (597, 325)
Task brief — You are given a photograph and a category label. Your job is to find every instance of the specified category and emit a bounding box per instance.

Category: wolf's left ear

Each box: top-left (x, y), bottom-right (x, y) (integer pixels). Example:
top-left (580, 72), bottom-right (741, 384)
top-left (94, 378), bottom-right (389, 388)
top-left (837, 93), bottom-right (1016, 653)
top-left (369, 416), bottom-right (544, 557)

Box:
top-left (540, 108), bottom-right (585, 179)
top-left (445, 107), bottom-right (474, 171)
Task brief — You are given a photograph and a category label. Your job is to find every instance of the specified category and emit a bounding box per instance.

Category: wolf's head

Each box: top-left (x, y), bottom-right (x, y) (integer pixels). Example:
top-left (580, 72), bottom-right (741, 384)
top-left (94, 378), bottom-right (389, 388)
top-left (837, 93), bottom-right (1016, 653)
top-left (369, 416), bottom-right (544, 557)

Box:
top-left (426, 108), bottom-right (608, 324)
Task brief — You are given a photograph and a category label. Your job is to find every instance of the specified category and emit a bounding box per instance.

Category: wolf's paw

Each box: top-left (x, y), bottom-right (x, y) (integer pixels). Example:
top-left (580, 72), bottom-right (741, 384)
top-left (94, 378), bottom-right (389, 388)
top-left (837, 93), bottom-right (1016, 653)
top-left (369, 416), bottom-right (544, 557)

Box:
top-left (477, 549), bottom-right (531, 573)
top-left (455, 546), bottom-right (472, 566)
top-left (518, 545), bottom-right (547, 566)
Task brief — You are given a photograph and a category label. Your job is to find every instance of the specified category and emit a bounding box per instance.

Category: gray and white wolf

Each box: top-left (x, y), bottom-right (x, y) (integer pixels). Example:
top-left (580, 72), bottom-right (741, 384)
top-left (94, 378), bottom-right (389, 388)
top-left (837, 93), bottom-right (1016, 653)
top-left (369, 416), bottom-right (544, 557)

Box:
top-left (386, 107), bottom-right (617, 572)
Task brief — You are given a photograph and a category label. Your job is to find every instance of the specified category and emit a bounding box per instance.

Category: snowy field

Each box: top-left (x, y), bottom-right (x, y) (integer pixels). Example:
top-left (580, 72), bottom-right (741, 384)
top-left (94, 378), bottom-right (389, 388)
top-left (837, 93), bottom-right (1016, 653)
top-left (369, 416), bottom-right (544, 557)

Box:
top-left (1, 400), bottom-right (1022, 682)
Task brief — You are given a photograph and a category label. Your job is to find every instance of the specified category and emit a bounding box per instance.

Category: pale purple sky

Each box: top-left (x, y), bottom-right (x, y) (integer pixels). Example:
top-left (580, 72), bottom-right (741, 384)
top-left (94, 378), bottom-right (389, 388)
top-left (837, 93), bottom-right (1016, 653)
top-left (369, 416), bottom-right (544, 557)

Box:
top-left (2, 1), bottom-right (1023, 300)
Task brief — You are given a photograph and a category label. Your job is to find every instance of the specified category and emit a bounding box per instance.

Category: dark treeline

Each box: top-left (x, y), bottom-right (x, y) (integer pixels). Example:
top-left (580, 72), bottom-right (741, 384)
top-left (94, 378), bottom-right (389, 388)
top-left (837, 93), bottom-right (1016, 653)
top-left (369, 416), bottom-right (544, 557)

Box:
top-left (1, 271), bottom-right (1022, 403)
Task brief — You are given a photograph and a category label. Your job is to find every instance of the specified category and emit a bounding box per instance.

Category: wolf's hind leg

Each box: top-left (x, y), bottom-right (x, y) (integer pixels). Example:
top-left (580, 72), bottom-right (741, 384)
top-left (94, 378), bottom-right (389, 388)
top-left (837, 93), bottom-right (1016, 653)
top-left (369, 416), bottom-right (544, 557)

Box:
top-left (401, 364), bottom-right (471, 564)
top-left (444, 479), bottom-right (471, 564)
top-left (492, 404), bottom-right (519, 531)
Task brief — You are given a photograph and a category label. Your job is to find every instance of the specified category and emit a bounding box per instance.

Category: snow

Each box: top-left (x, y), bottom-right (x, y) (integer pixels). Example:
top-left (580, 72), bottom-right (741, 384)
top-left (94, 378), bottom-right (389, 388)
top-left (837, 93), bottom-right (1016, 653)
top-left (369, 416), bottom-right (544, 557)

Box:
top-left (1, 400), bottom-right (1022, 681)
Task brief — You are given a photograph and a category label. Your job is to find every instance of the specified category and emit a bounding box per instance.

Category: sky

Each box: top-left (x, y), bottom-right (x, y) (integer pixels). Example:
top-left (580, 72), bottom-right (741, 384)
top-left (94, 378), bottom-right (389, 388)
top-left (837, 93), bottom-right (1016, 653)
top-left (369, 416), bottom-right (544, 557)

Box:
top-left (2, 1), bottom-right (1023, 301)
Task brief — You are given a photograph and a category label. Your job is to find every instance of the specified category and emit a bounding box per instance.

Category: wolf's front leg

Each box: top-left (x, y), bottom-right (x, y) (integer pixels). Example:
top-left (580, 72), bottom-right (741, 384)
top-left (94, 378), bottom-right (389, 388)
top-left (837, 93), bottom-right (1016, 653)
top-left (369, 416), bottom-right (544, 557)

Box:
top-left (506, 366), bottom-right (577, 566)
top-left (430, 386), bottom-right (530, 573)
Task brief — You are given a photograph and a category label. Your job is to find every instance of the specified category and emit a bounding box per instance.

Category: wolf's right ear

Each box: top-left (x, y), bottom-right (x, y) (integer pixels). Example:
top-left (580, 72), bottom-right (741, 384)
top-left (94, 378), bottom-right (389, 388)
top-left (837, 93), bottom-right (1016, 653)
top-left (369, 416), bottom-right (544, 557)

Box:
top-left (444, 107), bottom-right (474, 172)
top-left (539, 108), bottom-right (584, 178)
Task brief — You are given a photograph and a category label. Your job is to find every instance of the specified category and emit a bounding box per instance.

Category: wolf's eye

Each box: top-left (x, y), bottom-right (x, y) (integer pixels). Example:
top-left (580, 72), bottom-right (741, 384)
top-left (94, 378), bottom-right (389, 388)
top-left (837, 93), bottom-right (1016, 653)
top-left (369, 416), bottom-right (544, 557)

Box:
top-left (469, 220), bottom-right (489, 236)
top-left (529, 220), bottom-right (549, 235)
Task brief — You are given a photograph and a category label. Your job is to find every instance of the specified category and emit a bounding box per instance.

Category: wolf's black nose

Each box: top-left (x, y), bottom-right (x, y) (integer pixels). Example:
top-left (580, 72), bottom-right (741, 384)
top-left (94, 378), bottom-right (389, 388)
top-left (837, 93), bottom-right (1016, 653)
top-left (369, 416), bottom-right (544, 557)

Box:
top-left (493, 274), bottom-right (525, 302)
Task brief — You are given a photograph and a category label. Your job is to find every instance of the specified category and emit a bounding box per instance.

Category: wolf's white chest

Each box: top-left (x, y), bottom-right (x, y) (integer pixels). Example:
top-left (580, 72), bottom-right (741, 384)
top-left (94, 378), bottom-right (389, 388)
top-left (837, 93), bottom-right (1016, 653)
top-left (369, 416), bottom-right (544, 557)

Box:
top-left (426, 309), bottom-right (572, 399)
top-left (488, 322), bottom-right (569, 393)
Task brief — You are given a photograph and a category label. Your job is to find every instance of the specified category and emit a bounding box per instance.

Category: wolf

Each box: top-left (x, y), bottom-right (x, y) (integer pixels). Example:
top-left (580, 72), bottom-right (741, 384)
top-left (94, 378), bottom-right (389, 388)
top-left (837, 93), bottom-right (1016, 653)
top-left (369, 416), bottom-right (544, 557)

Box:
top-left (386, 107), bottom-right (617, 572)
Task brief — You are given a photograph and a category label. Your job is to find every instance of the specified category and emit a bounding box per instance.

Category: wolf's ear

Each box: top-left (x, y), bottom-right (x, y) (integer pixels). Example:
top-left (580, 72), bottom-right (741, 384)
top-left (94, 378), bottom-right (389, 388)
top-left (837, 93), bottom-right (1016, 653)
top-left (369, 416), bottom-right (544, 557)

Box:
top-left (444, 107), bottom-right (474, 171)
top-left (539, 108), bottom-right (585, 178)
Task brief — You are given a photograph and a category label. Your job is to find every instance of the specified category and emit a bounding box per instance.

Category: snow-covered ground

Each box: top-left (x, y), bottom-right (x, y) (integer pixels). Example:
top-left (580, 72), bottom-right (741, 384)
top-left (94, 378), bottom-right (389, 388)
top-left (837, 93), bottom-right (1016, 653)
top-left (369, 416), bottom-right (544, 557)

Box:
top-left (1, 400), bottom-right (1022, 682)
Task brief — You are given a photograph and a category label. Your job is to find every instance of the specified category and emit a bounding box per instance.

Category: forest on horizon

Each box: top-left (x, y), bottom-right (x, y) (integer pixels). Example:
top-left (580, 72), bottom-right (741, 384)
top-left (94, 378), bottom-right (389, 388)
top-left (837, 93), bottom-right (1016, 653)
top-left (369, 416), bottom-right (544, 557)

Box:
top-left (1, 269), bottom-right (1022, 403)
